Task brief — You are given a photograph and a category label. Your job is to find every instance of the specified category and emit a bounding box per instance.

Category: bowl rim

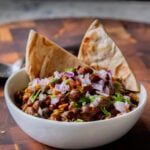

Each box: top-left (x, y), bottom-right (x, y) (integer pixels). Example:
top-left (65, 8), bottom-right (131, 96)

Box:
top-left (4, 68), bottom-right (148, 126)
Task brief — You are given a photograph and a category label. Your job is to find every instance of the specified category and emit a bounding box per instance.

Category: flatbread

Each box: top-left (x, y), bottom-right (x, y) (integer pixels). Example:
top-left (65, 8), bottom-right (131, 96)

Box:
top-left (26, 30), bottom-right (85, 80)
top-left (78, 20), bottom-right (140, 92)
top-left (40, 39), bottom-right (85, 78)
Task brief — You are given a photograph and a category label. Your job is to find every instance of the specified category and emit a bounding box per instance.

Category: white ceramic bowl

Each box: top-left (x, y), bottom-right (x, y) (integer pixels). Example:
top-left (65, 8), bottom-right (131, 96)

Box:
top-left (4, 68), bottom-right (147, 149)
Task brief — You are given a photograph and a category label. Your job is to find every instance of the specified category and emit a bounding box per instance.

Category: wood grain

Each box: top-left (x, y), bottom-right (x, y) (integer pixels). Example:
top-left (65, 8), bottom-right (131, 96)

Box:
top-left (0, 18), bottom-right (150, 150)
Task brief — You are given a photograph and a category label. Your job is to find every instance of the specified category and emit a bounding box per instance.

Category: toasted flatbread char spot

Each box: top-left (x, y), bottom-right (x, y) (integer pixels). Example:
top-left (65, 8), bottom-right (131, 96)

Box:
top-left (78, 20), bottom-right (140, 92)
top-left (26, 30), bottom-right (85, 80)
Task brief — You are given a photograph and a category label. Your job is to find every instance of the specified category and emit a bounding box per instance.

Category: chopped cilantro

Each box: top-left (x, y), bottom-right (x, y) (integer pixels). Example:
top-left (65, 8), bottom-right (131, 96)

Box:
top-left (65, 79), bottom-right (71, 84)
top-left (30, 89), bottom-right (42, 103)
top-left (113, 81), bottom-right (124, 91)
top-left (65, 92), bottom-right (70, 97)
top-left (52, 78), bottom-right (59, 83)
top-left (46, 90), bottom-right (51, 95)
top-left (74, 102), bottom-right (80, 110)
top-left (64, 68), bottom-right (76, 73)
top-left (114, 83), bottom-right (121, 90)
top-left (93, 70), bottom-right (97, 74)
top-left (118, 78), bottom-right (123, 82)
top-left (99, 104), bottom-right (111, 116)
top-left (50, 95), bottom-right (56, 98)
top-left (111, 93), bottom-right (131, 104)
top-left (89, 95), bottom-right (102, 103)
top-left (75, 118), bottom-right (83, 122)
top-left (79, 97), bottom-right (90, 106)
top-left (34, 113), bottom-right (39, 117)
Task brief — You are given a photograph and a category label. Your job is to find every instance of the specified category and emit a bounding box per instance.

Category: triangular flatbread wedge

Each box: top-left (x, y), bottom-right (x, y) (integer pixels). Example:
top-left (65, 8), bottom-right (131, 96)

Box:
top-left (78, 20), bottom-right (140, 92)
top-left (26, 30), bottom-right (85, 80)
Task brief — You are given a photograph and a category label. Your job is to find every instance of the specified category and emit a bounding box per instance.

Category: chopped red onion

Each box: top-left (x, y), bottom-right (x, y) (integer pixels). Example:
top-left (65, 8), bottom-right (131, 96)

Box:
top-left (54, 71), bottom-right (64, 79)
top-left (92, 81), bottom-right (103, 92)
top-left (107, 70), bottom-right (112, 75)
top-left (85, 91), bottom-right (91, 97)
top-left (29, 78), bottom-right (41, 91)
top-left (55, 81), bottom-right (70, 94)
top-left (107, 70), bottom-right (114, 89)
top-left (65, 72), bottom-right (74, 78)
top-left (92, 80), bottom-right (110, 96)
top-left (77, 74), bottom-right (83, 80)
top-left (104, 86), bottom-right (110, 95)
top-left (114, 101), bottom-right (128, 113)
top-left (90, 97), bottom-right (101, 107)
top-left (78, 73), bottom-right (91, 87)
top-left (97, 70), bottom-right (113, 89)
top-left (97, 70), bottom-right (107, 80)
top-left (30, 78), bottom-right (40, 87)
top-left (39, 93), bottom-right (46, 101)
top-left (51, 96), bottom-right (59, 105)
top-left (37, 107), bottom-right (43, 116)
top-left (95, 90), bottom-right (109, 97)
top-left (123, 95), bottom-right (130, 100)
top-left (40, 78), bottom-right (49, 89)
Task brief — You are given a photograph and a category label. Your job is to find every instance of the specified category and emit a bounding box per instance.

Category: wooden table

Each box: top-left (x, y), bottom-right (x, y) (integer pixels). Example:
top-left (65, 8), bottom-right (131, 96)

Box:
top-left (0, 18), bottom-right (150, 150)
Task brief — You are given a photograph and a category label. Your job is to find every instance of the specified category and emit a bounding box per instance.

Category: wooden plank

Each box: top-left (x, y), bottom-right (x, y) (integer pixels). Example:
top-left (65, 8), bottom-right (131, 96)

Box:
top-left (0, 27), bottom-right (12, 42)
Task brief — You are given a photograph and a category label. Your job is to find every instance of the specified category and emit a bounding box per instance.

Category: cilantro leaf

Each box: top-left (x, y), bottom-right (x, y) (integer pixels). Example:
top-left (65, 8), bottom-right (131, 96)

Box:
top-left (99, 104), bottom-right (111, 116)
top-left (89, 95), bottom-right (102, 103)
top-left (74, 102), bottom-right (80, 110)
top-left (79, 97), bottom-right (90, 106)
top-left (74, 118), bottom-right (83, 122)
top-left (46, 90), bottom-right (51, 95)
top-left (50, 95), bottom-right (56, 98)
top-left (52, 78), bottom-right (59, 83)
top-left (64, 68), bottom-right (76, 73)
top-left (65, 79), bottom-right (71, 84)
top-left (111, 93), bottom-right (131, 104)
top-left (30, 89), bottom-right (42, 103)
